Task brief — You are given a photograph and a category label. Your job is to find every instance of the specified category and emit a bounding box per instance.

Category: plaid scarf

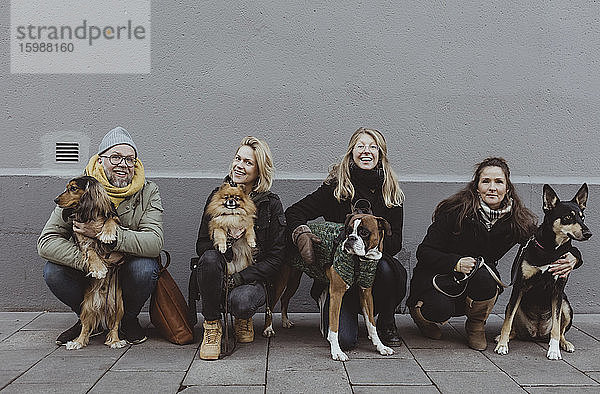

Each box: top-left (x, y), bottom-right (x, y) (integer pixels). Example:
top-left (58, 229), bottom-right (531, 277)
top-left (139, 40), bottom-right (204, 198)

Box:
top-left (478, 196), bottom-right (512, 231)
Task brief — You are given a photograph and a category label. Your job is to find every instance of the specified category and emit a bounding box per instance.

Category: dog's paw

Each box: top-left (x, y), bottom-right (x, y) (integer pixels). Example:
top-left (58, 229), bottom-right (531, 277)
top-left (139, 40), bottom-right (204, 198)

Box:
top-left (331, 349), bottom-right (349, 361)
top-left (561, 340), bottom-right (575, 353)
top-left (494, 343), bottom-right (509, 355)
top-left (282, 318), bottom-right (294, 329)
top-left (65, 340), bottom-right (83, 350)
top-left (97, 230), bottom-right (117, 244)
top-left (262, 325), bottom-right (275, 338)
top-left (547, 338), bottom-right (562, 360)
top-left (106, 339), bottom-right (127, 349)
top-left (217, 243), bottom-right (228, 253)
top-left (377, 344), bottom-right (394, 356)
top-left (547, 348), bottom-right (562, 360)
top-left (89, 266), bottom-right (108, 279)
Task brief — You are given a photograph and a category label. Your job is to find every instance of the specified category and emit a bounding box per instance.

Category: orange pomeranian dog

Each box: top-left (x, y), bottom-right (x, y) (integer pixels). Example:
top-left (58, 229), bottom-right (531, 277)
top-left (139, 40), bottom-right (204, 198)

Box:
top-left (54, 175), bottom-right (126, 350)
top-left (207, 182), bottom-right (257, 274)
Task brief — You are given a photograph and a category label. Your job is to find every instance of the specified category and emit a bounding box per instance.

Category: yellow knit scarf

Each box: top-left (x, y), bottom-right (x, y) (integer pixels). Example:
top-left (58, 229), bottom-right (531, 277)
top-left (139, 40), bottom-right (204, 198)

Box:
top-left (85, 154), bottom-right (145, 207)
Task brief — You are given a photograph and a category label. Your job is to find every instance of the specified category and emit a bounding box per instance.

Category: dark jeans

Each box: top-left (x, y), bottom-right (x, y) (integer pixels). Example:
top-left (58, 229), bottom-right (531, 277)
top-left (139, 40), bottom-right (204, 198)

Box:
top-left (314, 255), bottom-right (407, 350)
top-left (43, 257), bottom-right (159, 321)
top-left (197, 250), bottom-right (266, 321)
top-left (420, 267), bottom-right (498, 323)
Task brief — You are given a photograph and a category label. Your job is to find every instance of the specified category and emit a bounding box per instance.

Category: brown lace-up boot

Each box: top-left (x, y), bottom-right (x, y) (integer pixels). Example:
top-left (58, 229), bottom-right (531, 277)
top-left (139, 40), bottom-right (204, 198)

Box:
top-left (234, 317), bottom-right (254, 343)
top-left (409, 301), bottom-right (442, 340)
top-left (465, 293), bottom-right (497, 350)
top-left (199, 320), bottom-right (222, 360)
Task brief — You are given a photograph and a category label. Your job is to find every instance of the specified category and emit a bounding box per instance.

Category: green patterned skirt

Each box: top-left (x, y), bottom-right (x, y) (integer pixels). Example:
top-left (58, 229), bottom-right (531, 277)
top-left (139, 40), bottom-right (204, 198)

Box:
top-left (289, 221), bottom-right (378, 288)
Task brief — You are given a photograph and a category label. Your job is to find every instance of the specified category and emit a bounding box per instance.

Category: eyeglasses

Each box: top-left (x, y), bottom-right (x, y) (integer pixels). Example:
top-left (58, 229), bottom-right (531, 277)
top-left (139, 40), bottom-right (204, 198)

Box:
top-left (100, 154), bottom-right (136, 167)
top-left (354, 144), bottom-right (379, 153)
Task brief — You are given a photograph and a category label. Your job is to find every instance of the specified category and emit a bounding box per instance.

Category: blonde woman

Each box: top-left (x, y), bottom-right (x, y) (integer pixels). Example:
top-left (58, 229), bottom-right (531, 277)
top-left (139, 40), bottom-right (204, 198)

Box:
top-left (286, 127), bottom-right (407, 349)
top-left (194, 136), bottom-right (286, 360)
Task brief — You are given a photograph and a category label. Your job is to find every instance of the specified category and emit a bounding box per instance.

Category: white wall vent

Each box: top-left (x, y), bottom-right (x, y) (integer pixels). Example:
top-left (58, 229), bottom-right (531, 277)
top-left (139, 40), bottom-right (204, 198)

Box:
top-left (55, 142), bottom-right (80, 163)
top-left (41, 131), bottom-right (90, 172)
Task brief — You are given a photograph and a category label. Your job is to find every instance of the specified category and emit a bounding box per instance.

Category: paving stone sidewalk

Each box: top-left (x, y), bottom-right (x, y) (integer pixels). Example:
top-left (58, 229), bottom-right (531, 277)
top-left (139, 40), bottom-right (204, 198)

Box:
top-left (1, 312), bottom-right (599, 393)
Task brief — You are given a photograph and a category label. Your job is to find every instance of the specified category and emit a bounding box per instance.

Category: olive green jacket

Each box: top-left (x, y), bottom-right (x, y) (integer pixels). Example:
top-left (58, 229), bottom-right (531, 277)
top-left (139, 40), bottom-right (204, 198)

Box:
top-left (37, 180), bottom-right (164, 271)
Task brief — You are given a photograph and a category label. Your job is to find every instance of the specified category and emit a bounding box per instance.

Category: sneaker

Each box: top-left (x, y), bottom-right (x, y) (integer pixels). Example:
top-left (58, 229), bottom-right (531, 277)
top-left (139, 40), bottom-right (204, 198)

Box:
top-left (119, 317), bottom-right (147, 345)
top-left (55, 320), bottom-right (104, 346)
top-left (199, 320), bottom-right (222, 360)
top-left (234, 317), bottom-right (254, 343)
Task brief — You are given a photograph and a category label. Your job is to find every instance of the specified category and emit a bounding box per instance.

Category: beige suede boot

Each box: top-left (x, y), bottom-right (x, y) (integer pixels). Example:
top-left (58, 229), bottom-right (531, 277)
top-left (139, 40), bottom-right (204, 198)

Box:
top-left (234, 317), bottom-right (254, 343)
top-left (199, 320), bottom-right (222, 360)
top-left (465, 293), bottom-right (497, 350)
top-left (409, 301), bottom-right (442, 340)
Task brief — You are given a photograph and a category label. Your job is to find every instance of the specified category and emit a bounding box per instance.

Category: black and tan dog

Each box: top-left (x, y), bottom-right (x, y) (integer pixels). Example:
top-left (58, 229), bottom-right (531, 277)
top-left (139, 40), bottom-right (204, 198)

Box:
top-left (264, 211), bottom-right (393, 361)
top-left (55, 176), bottom-right (126, 349)
top-left (495, 184), bottom-right (591, 360)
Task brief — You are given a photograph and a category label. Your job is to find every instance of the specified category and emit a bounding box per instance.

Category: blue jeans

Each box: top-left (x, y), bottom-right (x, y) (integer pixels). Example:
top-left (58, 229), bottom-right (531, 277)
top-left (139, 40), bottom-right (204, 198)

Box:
top-left (197, 250), bottom-right (266, 321)
top-left (43, 257), bottom-right (159, 320)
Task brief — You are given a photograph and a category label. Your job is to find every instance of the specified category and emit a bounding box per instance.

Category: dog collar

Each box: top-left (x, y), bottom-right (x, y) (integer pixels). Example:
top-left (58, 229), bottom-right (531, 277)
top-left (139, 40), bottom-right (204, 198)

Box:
top-left (534, 239), bottom-right (545, 250)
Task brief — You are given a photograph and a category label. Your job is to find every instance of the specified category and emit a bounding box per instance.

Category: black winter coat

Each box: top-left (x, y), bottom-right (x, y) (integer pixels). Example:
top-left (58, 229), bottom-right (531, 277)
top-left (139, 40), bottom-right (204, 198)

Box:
top-left (407, 209), bottom-right (582, 306)
top-left (285, 181), bottom-right (403, 258)
top-left (196, 188), bottom-right (286, 284)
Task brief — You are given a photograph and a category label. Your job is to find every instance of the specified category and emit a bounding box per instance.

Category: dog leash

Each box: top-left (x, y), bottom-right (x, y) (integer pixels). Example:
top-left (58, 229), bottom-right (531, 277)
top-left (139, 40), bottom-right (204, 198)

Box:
top-left (509, 236), bottom-right (534, 286)
top-left (220, 252), bottom-right (237, 358)
top-left (433, 257), bottom-right (508, 298)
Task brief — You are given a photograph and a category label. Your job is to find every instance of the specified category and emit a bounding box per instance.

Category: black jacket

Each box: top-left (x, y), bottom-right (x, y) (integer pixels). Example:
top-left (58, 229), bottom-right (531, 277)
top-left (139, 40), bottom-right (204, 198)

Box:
top-left (196, 188), bottom-right (286, 284)
top-left (407, 209), bottom-right (582, 306)
top-left (285, 181), bottom-right (403, 257)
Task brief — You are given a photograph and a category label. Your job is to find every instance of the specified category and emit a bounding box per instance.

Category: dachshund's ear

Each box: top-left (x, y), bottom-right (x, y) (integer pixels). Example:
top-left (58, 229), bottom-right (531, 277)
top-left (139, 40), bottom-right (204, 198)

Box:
top-left (62, 208), bottom-right (74, 222)
top-left (77, 188), bottom-right (93, 222)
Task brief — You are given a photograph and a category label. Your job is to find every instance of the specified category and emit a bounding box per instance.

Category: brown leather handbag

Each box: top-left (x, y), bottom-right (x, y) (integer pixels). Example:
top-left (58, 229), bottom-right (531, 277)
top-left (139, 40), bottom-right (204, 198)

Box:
top-left (150, 250), bottom-right (195, 345)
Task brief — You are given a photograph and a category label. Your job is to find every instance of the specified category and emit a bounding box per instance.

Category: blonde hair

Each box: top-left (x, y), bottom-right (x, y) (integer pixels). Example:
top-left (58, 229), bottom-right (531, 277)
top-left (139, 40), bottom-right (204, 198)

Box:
top-left (326, 127), bottom-right (404, 207)
top-left (231, 136), bottom-right (274, 193)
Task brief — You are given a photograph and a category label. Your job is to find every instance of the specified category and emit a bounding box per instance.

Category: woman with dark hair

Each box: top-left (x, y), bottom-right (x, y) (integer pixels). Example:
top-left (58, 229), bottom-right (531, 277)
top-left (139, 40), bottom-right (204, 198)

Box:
top-left (407, 157), bottom-right (546, 350)
top-left (286, 127), bottom-right (407, 350)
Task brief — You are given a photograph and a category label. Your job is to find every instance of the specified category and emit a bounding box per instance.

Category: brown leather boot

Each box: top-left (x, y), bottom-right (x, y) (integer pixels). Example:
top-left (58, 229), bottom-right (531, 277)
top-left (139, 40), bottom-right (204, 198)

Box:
top-left (465, 293), bottom-right (497, 350)
top-left (234, 317), bottom-right (254, 343)
top-left (199, 320), bottom-right (222, 360)
top-left (409, 301), bottom-right (442, 340)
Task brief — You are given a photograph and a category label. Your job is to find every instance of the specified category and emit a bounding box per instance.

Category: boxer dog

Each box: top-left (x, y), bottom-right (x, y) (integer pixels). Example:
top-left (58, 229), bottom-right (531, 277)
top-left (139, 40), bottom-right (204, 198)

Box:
top-left (326, 212), bottom-right (393, 361)
top-left (264, 209), bottom-right (393, 361)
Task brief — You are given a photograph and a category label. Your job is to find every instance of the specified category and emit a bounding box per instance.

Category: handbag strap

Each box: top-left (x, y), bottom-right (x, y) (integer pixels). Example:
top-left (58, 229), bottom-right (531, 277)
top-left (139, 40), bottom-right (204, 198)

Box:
top-left (157, 250), bottom-right (171, 272)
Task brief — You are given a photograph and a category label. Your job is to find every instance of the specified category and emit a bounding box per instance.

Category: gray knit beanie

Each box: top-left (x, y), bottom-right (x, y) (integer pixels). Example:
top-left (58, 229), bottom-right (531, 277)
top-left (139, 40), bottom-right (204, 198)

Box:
top-left (98, 126), bottom-right (138, 156)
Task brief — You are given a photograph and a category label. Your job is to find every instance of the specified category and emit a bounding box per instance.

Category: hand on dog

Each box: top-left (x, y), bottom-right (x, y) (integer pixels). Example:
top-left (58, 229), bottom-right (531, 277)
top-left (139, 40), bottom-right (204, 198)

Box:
top-left (73, 219), bottom-right (104, 238)
top-left (549, 252), bottom-right (577, 278)
top-left (455, 257), bottom-right (476, 274)
top-left (227, 227), bottom-right (246, 240)
top-left (297, 231), bottom-right (322, 265)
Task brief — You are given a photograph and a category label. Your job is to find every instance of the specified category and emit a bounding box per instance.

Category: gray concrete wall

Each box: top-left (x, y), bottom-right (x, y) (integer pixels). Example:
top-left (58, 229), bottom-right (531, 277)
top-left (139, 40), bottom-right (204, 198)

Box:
top-left (1, 2), bottom-right (600, 312)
